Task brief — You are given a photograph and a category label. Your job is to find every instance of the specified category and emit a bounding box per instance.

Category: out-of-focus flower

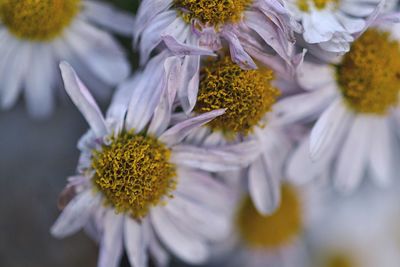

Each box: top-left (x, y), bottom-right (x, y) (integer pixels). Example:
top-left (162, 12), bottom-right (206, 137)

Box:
top-left (213, 182), bottom-right (322, 267)
top-left (275, 18), bottom-right (400, 193)
top-left (286, 0), bottom-right (369, 55)
top-left (51, 62), bottom-right (257, 267)
top-left (309, 184), bottom-right (400, 267)
top-left (0, 0), bottom-right (133, 117)
top-left (181, 53), bottom-right (296, 215)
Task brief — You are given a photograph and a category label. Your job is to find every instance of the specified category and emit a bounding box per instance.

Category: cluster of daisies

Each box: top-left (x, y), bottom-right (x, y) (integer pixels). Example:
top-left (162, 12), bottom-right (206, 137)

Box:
top-left (2, 0), bottom-right (400, 266)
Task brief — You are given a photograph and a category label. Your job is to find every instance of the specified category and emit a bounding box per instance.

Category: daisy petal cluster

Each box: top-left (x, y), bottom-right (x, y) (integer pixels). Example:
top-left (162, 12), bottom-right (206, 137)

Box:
top-left (2, 0), bottom-right (400, 267)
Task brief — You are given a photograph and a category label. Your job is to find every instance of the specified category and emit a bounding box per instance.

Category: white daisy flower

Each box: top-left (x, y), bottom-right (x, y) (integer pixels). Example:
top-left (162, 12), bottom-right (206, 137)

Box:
top-left (0, 0), bottom-right (133, 117)
top-left (51, 62), bottom-right (258, 267)
top-left (276, 19), bottom-right (400, 192)
top-left (133, 0), bottom-right (301, 97)
top-left (309, 184), bottom-right (400, 267)
top-left (285, 0), bottom-right (390, 57)
top-left (177, 54), bottom-right (298, 215)
top-left (213, 182), bottom-right (323, 267)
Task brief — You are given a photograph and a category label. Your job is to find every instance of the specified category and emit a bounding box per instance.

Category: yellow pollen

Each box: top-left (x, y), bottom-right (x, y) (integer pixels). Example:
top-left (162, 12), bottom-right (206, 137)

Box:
top-left (297, 0), bottom-right (339, 12)
top-left (0, 0), bottom-right (81, 41)
top-left (174, 0), bottom-right (253, 26)
top-left (337, 29), bottom-right (400, 115)
top-left (194, 56), bottom-right (280, 136)
top-left (91, 132), bottom-right (177, 219)
top-left (236, 184), bottom-right (302, 249)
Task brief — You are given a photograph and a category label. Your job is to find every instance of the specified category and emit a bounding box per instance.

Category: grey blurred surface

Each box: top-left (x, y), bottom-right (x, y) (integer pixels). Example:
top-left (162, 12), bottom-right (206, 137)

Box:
top-left (0, 102), bottom-right (98, 267)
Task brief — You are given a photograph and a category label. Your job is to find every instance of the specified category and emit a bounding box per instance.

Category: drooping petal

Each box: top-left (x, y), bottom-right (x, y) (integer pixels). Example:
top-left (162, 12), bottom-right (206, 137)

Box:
top-left (59, 62), bottom-right (109, 137)
top-left (51, 190), bottom-right (100, 238)
top-left (159, 109), bottom-right (225, 146)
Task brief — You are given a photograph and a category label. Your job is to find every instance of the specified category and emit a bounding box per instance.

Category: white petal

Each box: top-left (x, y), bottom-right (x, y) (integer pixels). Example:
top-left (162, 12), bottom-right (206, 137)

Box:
top-left (159, 109), bottom-right (225, 146)
top-left (66, 19), bottom-right (130, 85)
top-left (287, 137), bottom-right (332, 184)
top-left (171, 140), bottom-right (260, 172)
top-left (249, 155), bottom-right (281, 215)
top-left (273, 86), bottom-right (337, 125)
top-left (0, 41), bottom-right (30, 109)
top-left (83, 0), bottom-right (135, 36)
top-left (125, 54), bottom-right (168, 132)
top-left (151, 207), bottom-right (209, 264)
top-left (98, 211), bottom-right (124, 267)
top-left (124, 218), bottom-right (149, 267)
top-left (369, 118), bottom-right (396, 186)
top-left (59, 62), bottom-right (108, 137)
top-left (310, 99), bottom-right (352, 160)
top-left (51, 190), bottom-right (100, 238)
top-left (24, 44), bottom-right (56, 118)
top-left (148, 56), bottom-right (181, 136)
top-left (334, 116), bottom-right (371, 192)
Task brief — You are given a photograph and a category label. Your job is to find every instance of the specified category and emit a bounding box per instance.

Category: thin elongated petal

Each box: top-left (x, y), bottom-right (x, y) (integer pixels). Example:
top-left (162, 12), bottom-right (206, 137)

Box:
top-left (334, 116), bottom-right (371, 192)
top-left (83, 0), bottom-right (135, 36)
top-left (162, 35), bottom-right (215, 56)
top-left (98, 211), bottom-right (124, 267)
top-left (151, 207), bottom-right (209, 264)
top-left (159, 110), bottom-right (225, 146)
top-left (124, 218), bottom-right (149, 267)
top-left (171, 140), bottom-right (260, 171)
top-left (51, 190), bottom-right (100, 238)
top-left (249, 156), bottom-right (281, 215)
top-left (369, 118), bottom-right (396, 186)
top-left (59, 62), bottom-right (108, 137)
top-left (310, 99), bottom-right (352, 161)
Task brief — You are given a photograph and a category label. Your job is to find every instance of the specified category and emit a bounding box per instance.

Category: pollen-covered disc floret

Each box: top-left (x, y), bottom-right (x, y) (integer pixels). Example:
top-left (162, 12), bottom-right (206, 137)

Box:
top-left (195, 56), bottom-right (280, 136)
top-left (337, 29), bottom-right (400, 115)
top-left (91, 132), bottom-right (177, 219)
top-left (0, 0), bottom-right (81, 41)
top-left (297, 0), bottom-right (339, 12)
top-left (174, 0), bottom-right (252, 26)
top-left (236, 184), bottom-right (302, 248)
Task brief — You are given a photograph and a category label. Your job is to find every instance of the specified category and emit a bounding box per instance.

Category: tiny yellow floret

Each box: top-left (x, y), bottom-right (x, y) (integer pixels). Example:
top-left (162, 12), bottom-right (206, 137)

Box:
top-left (195, 56), bottom-right (280, 136)
top-left (236, 184), bottom-right (302, 248)
top-left (297, 0), bottom-right (339, 12)
top-left (174, 0), bottom-right (252, 27)
top-left (0, 0), bottom-right (80, 41)
top-left (91, 132), bottom-right (177, 219)
top-left (337, 29), bottom-right (400, 115)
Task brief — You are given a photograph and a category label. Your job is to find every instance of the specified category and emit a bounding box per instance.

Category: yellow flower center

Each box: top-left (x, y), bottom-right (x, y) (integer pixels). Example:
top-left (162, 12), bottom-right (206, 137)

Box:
top-left (236, 184), bottom-right (302, 249)
top-left (322, 253), bottom-right (356, 267)
top-left (91, 132), bottom-right (177, 219)
top-left (174, 0), bottom-right (252, 26)
top-left (194, 56), bottom-right (280, 136)
top-left (297, 0), bottom-right (339, 12)
top-left (0, 0), bottom-right (81, 41)
top-left (337, 29), bottom-right (400, 115)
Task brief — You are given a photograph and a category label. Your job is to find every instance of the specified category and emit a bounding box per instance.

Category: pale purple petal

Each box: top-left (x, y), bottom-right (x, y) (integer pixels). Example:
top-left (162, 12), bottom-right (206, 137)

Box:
top-left (159, 109), bottom-right (225, 146)
top-left (51, 190), bottom-right (100, 238)
top-left (124, 218), bottom-right (149, 267)
top-left (98, 211), bottom-right (124, 267)
top-left (59, 62), bottom-right (109, 138)
top-left (171, 140), bottom-right (260, 172)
